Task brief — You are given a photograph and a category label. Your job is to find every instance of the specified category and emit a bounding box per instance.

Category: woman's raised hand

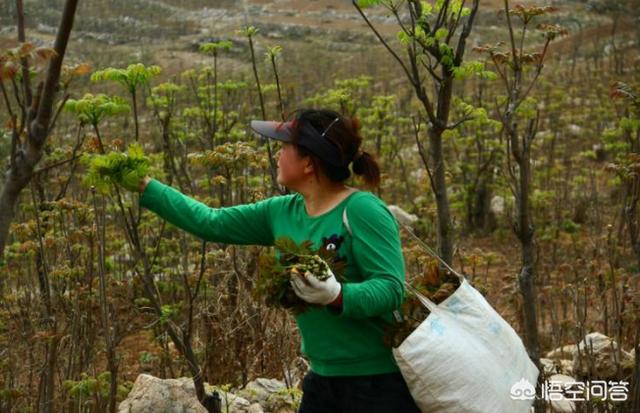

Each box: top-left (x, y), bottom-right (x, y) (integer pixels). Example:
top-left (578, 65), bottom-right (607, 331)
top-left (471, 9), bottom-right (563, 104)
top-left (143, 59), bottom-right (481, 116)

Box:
top-left (115, 174), bottom-right (151, 193)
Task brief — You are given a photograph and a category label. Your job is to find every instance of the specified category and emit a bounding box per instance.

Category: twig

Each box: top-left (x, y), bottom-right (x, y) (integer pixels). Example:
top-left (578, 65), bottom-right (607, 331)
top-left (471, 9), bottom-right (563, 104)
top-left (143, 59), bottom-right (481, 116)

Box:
top-left (454, 0), bottom-right (480, 66)
top-left (32, 153), bottom-right (83, 175)
top-left (445, 112), bottom-right (475, 130)
top-left (46, 93), bottom-right (70, 136)
top-left (412, 116), bottom-right (436, 194)
top-left (352, 1), bottom-right (415, 86)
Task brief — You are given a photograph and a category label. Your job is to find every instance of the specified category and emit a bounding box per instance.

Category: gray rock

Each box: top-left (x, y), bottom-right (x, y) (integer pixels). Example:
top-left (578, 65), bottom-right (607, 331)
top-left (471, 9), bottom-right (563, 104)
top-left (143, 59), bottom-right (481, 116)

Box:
top-left (119, 374), bottom-right (254, 413)
top-left (490, 195), bottom-right (505, 216)
top-left (387, 205), bottom-right (418, 228)
top-left (545, 343), bottom-right (578, 360)
top-left (572, 332), bottom-right (634, 379)
top-left (566, 124), bottom-right (583, 138)
top-left (118, 374), bottom-right (207, 413)
top-left (546, 374), bottom-right (578, 413)
top-left (237, 377), bottom-right (299, 413)
top-left (237, 378), bottom-right (286, 405)
top-left (539, 358), bottom-right (572, 376)
top-left (283, 356), bottom-right (309, 389)
top-left (248, 403), bottom-right (264, 413)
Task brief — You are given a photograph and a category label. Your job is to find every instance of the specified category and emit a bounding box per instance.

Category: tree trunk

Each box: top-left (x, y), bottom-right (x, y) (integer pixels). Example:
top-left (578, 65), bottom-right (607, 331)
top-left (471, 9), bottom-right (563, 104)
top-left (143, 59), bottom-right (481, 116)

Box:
top-left (516, 149), bottom-right (540, 364)
top-left (428, 125), bottom-right (454, 266)
top-left (0, 0), bottom-right (79, 279)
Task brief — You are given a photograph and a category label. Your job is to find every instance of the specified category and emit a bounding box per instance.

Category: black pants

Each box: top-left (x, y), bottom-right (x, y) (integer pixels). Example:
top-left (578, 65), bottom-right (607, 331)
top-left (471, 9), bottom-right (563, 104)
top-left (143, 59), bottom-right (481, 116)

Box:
top-left (298, 370), bottom-right (422, 413)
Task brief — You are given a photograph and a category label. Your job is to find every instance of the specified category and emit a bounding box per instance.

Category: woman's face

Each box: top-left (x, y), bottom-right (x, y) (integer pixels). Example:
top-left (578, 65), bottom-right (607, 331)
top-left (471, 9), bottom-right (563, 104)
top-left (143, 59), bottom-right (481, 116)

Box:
top-left (276, 141), bottom-right (311, 188)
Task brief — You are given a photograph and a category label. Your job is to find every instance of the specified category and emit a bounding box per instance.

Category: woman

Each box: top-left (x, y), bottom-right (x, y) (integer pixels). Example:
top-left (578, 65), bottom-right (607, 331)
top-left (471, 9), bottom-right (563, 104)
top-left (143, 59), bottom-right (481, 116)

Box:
top-left (132, 108), bottom-right (421, 413)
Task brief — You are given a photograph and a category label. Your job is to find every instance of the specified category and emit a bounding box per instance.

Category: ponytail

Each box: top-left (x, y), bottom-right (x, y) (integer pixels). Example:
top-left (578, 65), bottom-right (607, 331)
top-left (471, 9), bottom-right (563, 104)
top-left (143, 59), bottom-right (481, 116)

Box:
top-left (290, 108), bottom-right (382, 189)
top-left (346, 116), bottom-right (380, 189)
top-left (352, 149), bottom-right (380, 189)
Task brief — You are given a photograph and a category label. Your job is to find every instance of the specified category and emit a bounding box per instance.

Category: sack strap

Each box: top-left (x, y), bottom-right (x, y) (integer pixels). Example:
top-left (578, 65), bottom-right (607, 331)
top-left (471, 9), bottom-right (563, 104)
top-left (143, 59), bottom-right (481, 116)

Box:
top-left (342, 204), bottom-right (463, 314)
top-left (343, 200), bottom-right (466, 311)
top-left (343, 202), bottom-right (465, 283)
top-left (403, 282), bottom-right (438, 312)
top-left (341, 194), bottom-right (402, 323)
top-left (342, 207), bottom-right (352, 236)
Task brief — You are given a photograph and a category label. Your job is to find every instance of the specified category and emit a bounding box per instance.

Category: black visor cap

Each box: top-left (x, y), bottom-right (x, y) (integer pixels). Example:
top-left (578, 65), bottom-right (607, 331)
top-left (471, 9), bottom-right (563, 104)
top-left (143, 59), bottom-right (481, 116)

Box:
top-left (250, 119), bottom-right (347, 167)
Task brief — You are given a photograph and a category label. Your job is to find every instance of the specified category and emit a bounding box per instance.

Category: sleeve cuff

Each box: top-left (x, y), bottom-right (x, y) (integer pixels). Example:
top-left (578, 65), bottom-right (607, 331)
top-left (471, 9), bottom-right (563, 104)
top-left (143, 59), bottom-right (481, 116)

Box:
top-left (139, 178), bottom-right (164, 209)
top-left (327, 281), bottom-right (405, 319)
top-left (327, 282), bottom-right (358, 318)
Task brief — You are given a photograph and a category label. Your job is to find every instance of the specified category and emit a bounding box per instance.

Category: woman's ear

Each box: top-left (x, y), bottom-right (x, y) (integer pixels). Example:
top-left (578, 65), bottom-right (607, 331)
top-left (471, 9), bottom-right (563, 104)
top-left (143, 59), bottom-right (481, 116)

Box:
top-left (303, 159), bottom-right (315, 175)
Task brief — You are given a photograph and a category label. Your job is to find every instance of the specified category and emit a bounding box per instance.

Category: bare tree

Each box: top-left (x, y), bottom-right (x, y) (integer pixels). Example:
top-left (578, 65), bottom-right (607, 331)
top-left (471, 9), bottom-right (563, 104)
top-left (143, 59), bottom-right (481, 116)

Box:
top-left (475, 2), bottom-right (567, 411)
top-left (353, 0), bottom-right (480, 267)
top-left (0, 0), bottom-right (79, 285)
top-left (0, 2), bottom-right (79, 412)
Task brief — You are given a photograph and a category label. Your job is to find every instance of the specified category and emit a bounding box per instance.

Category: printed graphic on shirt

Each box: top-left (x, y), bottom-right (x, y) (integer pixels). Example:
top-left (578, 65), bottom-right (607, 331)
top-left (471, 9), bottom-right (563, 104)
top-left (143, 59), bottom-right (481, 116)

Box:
top-left (321, 233), bottom-right (344, 258)
top-left (319, 233), bottom-right (347, 280)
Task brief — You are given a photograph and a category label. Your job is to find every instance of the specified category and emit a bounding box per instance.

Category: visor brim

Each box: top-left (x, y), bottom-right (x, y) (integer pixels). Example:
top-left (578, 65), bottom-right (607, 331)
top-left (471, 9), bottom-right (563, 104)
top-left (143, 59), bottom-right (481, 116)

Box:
top-left (250, 120), bottom-right (294, 142)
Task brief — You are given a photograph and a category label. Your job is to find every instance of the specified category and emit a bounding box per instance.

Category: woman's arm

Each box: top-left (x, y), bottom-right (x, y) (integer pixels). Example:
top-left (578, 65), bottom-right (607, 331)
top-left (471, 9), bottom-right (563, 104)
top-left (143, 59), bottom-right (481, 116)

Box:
top-left (138, 177), bottom-right (277, 246)
top-left (139, 176), bottom-right (152, 193)
top-left (333, 194), bottom-right (405, 319)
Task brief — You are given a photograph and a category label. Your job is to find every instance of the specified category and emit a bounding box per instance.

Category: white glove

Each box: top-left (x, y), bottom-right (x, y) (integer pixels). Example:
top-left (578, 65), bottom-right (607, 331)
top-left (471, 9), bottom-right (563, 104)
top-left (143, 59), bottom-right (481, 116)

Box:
top-left (290, 267), bottom-right (342, 305)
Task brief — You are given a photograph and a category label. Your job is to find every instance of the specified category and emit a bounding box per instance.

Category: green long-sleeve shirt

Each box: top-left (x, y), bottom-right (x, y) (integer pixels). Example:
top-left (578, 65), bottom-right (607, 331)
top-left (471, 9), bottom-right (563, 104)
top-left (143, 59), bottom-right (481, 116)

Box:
top-left (139, 178), bottom-right (406, 376)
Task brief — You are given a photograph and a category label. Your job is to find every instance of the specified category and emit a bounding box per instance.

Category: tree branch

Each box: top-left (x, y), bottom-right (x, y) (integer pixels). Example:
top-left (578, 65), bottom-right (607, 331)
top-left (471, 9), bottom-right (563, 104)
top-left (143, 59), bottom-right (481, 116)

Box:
top-left (0, 81), bottom-right (15, 121)
top-left (504, 0), bottom-right (520, 72)
top-left (47, 93), bottom-right (70, 136)
top-left (31, 0), bottom-right (79, 147)
top-left (412, 116), bottom-right (436, 194)
top-left (32, 152), bottom-right (83, 176)
top-left (454, 0), bottom-right (480, 65)
top-left (16, 0), bottom-right (32, 108)
top-left (352, 1), bottom-right (415, 86)
top-left (446, 113), bottom-right (475, 130)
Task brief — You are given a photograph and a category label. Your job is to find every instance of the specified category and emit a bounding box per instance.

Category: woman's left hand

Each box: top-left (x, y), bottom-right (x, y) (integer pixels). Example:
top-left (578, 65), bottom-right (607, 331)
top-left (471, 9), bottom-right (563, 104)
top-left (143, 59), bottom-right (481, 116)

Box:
top-left (290, 268), bottom-right (342, 306)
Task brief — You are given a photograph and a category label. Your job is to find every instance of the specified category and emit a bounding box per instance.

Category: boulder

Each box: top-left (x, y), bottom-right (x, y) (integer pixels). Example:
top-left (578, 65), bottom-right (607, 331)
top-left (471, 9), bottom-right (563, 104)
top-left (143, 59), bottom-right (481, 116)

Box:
top-left (118, 374), bottom-right (253, 413)
top-left (540, 358), bottom-right (555, 375)
top-left (237, 378), bottom-right (298, 413)
top-left (558, 359), bottom-right (573, 376)
top-left (539, 358), bottom-right (573, 376)
top-left (237, 378), bottom-right (285, 405)
top-left (248, 404), bottom-right (264, 413)
top-left (490, 195), bottom-right (505, 216)
top-left (546, 374), bottom-right (578, 413)
top-left (566, 124), bottom-right (583, 137)
top-left (387, 205), bottom-right (418, 228)
top-left (545, 344), bottom-right (578, 360)
top-left (283, 356), bottom-right (309, 389)
top-left (216, 389), bottom-right (252, 413)
top-left (571, 332), bottom-right (634, 379)
top-left (118, 374), bottom-right (207, 413)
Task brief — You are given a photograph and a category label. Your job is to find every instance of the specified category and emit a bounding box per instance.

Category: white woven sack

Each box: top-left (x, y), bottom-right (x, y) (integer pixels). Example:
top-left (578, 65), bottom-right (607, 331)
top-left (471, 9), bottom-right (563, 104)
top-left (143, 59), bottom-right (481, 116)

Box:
top-left (392, 277), bottom-right (539, 413)
top-left (342, 204), bottom-right (539, 413)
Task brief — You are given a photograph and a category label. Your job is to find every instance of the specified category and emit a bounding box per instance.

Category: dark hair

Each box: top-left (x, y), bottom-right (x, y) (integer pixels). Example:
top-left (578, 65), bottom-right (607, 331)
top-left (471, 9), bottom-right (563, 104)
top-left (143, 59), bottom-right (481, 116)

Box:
top-left (287, 108), bottom-right (381, 189)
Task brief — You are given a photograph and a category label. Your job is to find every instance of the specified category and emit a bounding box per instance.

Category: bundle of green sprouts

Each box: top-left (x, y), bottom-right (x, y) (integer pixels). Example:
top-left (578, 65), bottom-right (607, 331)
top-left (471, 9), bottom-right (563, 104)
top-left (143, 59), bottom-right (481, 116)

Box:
top-left (254, 236), bottom-right (345, 314)
top-left (81, 142), bottom-right (150, 193)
